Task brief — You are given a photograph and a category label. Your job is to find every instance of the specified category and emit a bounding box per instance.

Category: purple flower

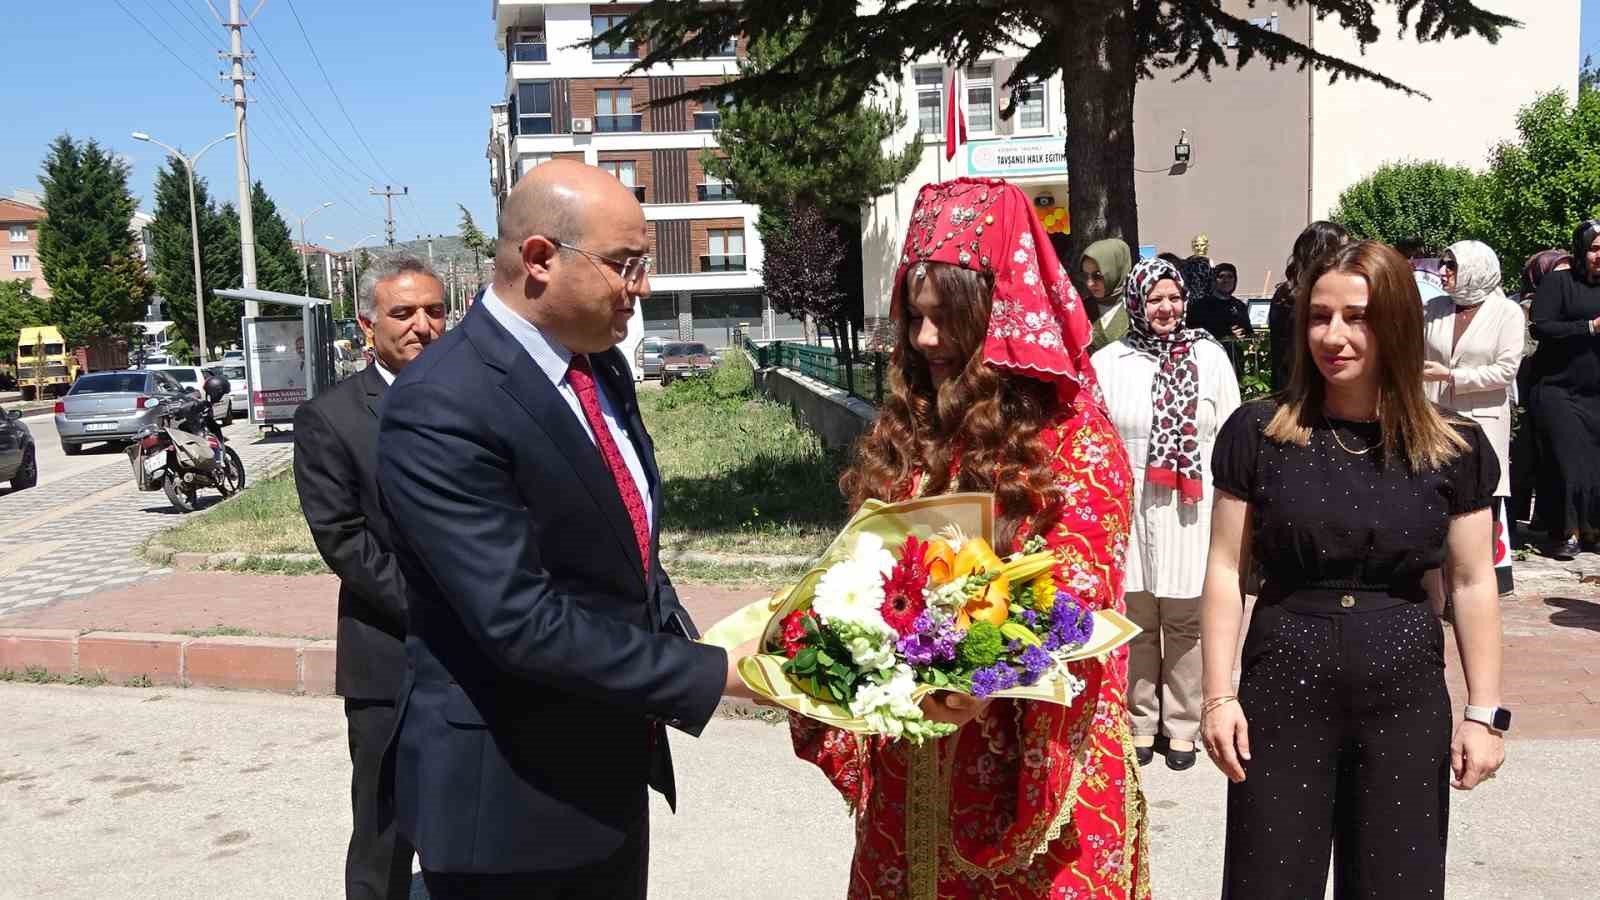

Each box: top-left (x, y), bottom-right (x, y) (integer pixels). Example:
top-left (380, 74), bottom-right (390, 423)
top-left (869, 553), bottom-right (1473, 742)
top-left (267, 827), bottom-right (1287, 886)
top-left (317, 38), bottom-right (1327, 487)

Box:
top-left (1043, 602), bottom-right (1094, 652)
top-left (1017, 645), bottom-right (1053, 686)
top-left (896, 612), bottom-right (961, 666)
top-left (971, 662), bottom-right (1020, 698)
top-left (1020, 609), bottom-right (1039, 628)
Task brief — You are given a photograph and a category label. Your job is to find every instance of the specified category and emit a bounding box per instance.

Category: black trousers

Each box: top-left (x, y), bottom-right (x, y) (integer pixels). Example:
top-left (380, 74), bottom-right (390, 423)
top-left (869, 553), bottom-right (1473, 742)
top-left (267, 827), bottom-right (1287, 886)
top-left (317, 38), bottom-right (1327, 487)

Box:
top-left (1222, 595), bottom-right (1452, 900)
top-left (421, 812), bottom-right (649, 900)
top-left (345, 698), bottom-right (417, 900)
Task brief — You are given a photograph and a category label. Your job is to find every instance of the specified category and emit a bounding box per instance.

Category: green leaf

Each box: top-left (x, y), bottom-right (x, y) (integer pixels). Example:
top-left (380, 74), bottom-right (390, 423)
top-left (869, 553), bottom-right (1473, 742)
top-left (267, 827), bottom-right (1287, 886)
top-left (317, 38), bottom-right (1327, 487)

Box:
top-left (816, 650), bottom-right (834, 668)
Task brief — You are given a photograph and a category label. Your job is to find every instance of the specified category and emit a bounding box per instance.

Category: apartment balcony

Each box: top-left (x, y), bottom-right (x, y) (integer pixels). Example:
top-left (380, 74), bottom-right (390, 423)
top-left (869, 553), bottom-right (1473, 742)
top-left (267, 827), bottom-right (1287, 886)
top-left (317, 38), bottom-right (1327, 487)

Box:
top-left (692, 111), bottom-right (722, 131)
top-left (592, 43), bottom-right (639, 61)
top-left (509, 41), bottom-right (547, 64)
top-left (517, 115), bottom-right (554, 136)
top-left (701, 254), bottom-right (746, 272)
top-left (696, 183), bottom-right (736, 202)
top-left (596, 114), bottom-right (644, 133)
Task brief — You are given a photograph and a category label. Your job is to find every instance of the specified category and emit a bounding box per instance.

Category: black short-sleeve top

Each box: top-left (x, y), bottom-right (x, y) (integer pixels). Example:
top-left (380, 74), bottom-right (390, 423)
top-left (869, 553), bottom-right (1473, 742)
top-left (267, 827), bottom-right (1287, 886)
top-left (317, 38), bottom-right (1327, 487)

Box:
top-left (1210, 400), bottom-right (1499, 594)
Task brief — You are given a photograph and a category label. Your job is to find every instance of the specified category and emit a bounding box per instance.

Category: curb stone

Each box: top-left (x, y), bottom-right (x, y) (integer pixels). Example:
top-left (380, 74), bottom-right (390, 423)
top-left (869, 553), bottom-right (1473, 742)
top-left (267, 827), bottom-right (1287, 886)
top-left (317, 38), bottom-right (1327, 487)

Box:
top-left (144, 546), bottom-right (815, 572)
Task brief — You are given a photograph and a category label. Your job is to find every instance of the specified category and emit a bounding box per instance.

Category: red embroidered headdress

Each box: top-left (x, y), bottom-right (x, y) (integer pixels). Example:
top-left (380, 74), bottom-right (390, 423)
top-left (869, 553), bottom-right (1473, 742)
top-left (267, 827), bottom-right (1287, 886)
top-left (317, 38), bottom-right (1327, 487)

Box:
top-left (890, 177), bottom-right (1102, 410)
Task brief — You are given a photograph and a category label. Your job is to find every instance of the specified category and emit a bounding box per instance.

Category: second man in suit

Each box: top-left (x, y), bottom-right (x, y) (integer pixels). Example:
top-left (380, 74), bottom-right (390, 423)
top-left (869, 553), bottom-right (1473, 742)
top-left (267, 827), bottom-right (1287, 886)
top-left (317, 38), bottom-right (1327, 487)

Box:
top-left (295, 253), bottom-right (446, 899)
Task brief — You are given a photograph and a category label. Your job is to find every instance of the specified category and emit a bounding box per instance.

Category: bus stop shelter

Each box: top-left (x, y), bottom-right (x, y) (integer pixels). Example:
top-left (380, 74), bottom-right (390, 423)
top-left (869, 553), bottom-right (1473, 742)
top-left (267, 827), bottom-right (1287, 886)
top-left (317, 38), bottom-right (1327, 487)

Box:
top-left (213, 288), bottom-right (336, 428)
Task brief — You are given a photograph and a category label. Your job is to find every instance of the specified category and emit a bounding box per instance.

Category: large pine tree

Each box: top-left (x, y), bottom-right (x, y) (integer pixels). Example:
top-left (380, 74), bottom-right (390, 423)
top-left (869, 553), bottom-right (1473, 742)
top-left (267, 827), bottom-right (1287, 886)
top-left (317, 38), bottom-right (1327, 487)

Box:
top-left (613, 0), bottom-right (1518, 262)
top-left (35, 134), bottom-right (151, 347)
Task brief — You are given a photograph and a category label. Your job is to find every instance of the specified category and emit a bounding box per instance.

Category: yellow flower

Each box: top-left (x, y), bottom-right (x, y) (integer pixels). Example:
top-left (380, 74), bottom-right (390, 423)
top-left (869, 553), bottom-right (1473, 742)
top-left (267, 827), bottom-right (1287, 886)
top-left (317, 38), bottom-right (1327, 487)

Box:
top-left (1029, 571), bottom-right (1058, 613)
top-left (952, 537), bottom-right (1003, 579)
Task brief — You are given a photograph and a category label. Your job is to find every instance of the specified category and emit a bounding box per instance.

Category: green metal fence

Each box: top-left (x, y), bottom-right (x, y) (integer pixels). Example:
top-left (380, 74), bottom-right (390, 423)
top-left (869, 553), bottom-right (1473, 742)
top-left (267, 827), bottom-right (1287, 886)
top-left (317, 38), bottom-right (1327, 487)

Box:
top-left (745, 333), bottom-right (1275, 406)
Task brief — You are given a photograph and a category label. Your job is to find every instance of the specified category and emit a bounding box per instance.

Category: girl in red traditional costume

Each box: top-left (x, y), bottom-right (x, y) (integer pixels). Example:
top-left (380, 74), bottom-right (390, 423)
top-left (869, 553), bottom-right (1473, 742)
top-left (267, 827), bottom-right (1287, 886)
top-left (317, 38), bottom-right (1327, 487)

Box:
top-left (791, 178), bottom-right (1150, 899)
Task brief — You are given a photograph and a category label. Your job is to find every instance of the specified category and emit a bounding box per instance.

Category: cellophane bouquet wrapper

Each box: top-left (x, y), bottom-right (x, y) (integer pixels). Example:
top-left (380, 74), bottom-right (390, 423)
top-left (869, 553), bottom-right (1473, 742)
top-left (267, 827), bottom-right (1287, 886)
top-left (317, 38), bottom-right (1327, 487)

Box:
top-left (702, 493), bottom-right (1140, 742)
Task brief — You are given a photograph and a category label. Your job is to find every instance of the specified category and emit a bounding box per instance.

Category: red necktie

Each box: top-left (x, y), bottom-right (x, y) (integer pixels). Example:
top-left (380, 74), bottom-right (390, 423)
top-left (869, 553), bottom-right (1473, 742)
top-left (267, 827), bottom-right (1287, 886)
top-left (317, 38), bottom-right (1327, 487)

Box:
top-left (566, 354), bottom-right (650, 576)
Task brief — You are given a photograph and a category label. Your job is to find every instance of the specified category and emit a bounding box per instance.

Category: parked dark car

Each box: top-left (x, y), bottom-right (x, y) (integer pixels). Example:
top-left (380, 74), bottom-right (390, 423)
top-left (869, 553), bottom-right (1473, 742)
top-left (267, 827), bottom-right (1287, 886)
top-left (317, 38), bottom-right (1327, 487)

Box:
top-left (658, 341), bottom-right (716, 385)
top-left (0, 403), bottom-right (37, 491)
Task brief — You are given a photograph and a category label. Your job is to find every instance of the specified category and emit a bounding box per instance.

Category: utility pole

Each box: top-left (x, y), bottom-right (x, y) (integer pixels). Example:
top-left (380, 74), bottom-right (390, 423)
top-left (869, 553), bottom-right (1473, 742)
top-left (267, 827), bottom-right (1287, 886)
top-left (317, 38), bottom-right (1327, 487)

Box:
top-left (370, 185), bottom-right (407, 246)
top-left (222, 0), bottom-right (260, 315)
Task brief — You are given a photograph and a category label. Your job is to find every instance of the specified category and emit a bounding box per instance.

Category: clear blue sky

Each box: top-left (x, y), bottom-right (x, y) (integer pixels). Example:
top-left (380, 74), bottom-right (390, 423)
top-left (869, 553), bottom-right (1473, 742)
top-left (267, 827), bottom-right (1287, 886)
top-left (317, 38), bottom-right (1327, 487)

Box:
top-left (1, 1), bottom-right (1597, 250)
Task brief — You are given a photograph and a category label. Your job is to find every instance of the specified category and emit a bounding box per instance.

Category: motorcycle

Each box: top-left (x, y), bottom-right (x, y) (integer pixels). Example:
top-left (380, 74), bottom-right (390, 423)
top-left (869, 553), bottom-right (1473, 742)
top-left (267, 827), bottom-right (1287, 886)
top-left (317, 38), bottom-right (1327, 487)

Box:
top-left (127, 375), bottom-right (245, 513)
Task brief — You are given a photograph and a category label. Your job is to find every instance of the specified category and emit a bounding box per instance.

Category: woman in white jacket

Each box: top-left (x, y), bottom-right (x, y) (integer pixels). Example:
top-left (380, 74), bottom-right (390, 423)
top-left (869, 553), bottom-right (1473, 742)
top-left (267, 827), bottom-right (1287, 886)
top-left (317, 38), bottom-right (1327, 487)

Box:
top-left (1092, 257), bottom-right (1241, 771)
top-left (1424, 239), bottom-right (1524, 594)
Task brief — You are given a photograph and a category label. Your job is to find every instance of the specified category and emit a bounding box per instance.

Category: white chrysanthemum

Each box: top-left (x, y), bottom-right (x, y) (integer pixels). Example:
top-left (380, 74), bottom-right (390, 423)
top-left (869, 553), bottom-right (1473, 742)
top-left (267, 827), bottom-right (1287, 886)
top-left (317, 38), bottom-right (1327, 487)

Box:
top-left (849, 664), bottom-right (922, 736)
top-left (812, 533), bottom-right (894, 631)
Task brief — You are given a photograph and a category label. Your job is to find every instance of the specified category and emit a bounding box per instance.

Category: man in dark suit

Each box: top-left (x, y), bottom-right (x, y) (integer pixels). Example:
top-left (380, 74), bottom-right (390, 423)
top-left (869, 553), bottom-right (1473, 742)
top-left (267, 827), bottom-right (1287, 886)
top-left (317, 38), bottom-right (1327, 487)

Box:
top-left (294, 254), bottom-right (446, 899)
top-left (377, 161), bottom-right (754, 898)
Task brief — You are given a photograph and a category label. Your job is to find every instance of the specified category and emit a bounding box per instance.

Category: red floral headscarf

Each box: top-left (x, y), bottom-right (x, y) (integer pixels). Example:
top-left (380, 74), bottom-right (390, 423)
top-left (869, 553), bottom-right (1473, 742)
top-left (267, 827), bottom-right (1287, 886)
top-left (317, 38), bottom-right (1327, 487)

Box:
top-left (891, 178), bottom-right (1103, 411)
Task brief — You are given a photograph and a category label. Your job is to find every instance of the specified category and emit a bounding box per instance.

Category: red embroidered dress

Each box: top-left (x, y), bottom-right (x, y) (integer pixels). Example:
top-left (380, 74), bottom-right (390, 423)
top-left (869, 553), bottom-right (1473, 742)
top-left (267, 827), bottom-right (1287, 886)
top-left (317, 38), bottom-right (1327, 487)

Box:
top-left (790, 179), bottom-right (1150, 899)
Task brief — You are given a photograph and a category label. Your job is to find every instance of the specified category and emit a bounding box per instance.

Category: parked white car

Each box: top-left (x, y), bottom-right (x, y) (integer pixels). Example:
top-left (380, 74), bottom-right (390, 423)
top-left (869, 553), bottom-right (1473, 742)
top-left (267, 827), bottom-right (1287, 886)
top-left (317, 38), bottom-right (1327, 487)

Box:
top-left (147, 365), bottom-right (233, 424)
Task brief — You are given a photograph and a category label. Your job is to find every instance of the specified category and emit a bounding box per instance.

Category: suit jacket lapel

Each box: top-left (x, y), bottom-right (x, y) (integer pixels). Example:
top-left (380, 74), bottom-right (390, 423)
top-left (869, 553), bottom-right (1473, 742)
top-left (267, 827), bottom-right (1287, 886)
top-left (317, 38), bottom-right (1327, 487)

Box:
top-left (592, 351), bottom-right (665, 552)
top-left (360, 364), bottom-right (385, 418)
top-left (464, 308), bottom-right (648, 585)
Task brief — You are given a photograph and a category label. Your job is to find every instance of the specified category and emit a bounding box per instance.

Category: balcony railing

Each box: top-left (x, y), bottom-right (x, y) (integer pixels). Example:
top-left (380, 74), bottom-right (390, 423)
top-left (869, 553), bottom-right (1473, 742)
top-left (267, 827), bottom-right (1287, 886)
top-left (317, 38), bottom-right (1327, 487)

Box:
top-left (692, 110), bottom-right (722, 131)
top-left (696, 183), bottom-right (736, 202)
top-left (517, 115), bottom-right (554, 136)
top-left (592, 43), bottom-right (638, 60)
top-left (595, 114), bottom-right (643, 133)
top-left (701, 254), bottom-right (746, 272)
top-left (510, 42), bottom-right (548, 63)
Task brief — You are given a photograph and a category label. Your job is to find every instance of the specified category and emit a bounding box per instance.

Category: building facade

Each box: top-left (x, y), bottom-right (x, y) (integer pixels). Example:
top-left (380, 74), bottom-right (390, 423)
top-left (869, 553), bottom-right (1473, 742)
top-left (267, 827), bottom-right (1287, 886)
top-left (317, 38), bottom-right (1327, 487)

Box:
top-left (1, 197), bottom-right (49, 299)
top-left (863, 0), bottom-right (1580, 329)
top-left (489, 0), bottom-right (800, 350)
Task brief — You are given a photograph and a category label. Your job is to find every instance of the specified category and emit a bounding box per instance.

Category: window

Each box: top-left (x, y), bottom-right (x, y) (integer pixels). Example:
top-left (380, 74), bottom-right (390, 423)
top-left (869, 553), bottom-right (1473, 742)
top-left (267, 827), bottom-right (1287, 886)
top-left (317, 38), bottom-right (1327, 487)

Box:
top-left (595, 89), bottom-right (640, 132)
top-left (1016, 81), bottom-right (1047, 130)
top-left (965, 64), bottom-right (994, 134)
top-left (8, 225), bottom-right (24, 242)
top-left (69, 373), bottom-right (149, 395)
top-left (592, 14), bottom-right (637, 60)
top-left (10, 255), bottom-right (28, 273)
top-left (914, 68), bottom-right (944, 136)
top-left (698, 171), bottom-right (735, 202)
top-left (693, 93), bottom-right (730, 131)
top-left (599, 160), bottom-right (637, 187)
top-left (704, 228), bottom-right (746, 271)
top-left (511, 27), bottom-right (547, 63)
top-left (516, 81), bottom-right (553, 135)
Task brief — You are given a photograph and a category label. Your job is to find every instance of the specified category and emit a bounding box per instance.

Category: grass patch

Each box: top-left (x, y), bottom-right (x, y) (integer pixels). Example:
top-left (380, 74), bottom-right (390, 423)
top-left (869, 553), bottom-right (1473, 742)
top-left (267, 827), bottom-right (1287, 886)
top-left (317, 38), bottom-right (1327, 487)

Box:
top-left (171, 625), bottom-right (261, 638)
top-left (158, 470), bottom-right (313, 556)
top-left (0, 666), bottom-right (109, 686)
top-left (151, 352), bottom-right (845, 573)
top-left (644, 354), bottom-right (846, 559)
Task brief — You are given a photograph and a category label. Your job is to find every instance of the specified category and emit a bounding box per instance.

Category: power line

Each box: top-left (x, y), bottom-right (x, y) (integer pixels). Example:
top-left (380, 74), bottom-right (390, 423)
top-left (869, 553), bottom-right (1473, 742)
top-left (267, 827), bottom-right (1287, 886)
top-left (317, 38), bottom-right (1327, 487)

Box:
top-left (251, 67), bottom-right (372, 186)
top-left (248, 21), bottom-right (384, 186)
top-left (111, 0), bottom-right (218, 96)
top-left (246, 95), bottom-right (385, 232)
top-left (160, 0), bottom-right (222, 54)
top-left (280, 0), bottom-right (402, 187)
top-left (142, 0), bottom-right (214, 62)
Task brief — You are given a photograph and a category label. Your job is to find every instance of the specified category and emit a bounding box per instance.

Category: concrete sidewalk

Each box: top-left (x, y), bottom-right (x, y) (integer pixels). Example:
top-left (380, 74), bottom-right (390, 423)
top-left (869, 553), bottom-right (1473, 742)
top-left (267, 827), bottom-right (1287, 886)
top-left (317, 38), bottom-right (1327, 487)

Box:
top-left (1, 681), bottom-right (1593, 899)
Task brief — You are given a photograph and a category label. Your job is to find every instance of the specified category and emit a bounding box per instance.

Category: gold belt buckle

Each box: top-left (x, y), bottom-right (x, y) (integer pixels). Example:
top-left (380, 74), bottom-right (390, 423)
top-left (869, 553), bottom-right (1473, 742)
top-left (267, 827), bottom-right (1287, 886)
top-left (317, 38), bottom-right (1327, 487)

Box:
top-left (1339, 594), bottom-right (1357, 609)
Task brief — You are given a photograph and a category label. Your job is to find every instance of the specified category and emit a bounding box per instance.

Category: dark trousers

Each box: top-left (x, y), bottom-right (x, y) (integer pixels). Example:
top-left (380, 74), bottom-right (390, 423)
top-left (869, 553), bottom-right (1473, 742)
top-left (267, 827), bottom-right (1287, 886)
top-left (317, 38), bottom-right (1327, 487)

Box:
top-left (346, 699), bottom-right (416, 900)
top-left (421, 812), bottom-right (649, 900)
top-left (1222, 596), bottom-right (1452, 900)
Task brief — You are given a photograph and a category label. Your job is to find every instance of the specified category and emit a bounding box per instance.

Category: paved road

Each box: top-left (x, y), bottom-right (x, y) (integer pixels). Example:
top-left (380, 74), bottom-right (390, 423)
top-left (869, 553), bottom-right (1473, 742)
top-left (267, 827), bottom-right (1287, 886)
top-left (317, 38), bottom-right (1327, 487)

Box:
top-left (1, 682), bottom-right (1593, 899)
top-left (0, 420), bottom-right (292, 617)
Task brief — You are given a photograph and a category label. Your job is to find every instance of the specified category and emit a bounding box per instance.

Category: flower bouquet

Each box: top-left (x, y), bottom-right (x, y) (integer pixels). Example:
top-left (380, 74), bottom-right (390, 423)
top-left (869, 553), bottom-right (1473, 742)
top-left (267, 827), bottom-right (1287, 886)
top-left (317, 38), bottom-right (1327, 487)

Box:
top-left (703, 493), bottom-right (1139, 743)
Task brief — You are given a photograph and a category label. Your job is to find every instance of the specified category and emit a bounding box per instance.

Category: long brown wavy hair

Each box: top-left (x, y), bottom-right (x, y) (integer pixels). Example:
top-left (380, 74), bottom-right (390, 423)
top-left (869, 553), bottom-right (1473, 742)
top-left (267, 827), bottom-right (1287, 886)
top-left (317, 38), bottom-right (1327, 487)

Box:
top-left (842, 262), bottom-right (1064, 551)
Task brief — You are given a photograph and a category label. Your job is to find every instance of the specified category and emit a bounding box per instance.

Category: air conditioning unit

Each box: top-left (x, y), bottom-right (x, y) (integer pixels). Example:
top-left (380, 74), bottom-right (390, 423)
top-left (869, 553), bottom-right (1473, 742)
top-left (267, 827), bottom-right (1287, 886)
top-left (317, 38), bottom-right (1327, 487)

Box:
top-left (571, 118), bottom-right (593, 134)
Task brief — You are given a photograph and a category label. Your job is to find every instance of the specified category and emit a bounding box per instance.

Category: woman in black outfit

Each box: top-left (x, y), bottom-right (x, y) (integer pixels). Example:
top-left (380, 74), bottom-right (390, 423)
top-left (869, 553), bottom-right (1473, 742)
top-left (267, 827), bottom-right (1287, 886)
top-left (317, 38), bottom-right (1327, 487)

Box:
top-left (1268, 221), bottom-right (1349, 392)
top-left (1201, 241), bottom-right (1507, 899)
top-left (1529, 220), bottom-right (1600, 558)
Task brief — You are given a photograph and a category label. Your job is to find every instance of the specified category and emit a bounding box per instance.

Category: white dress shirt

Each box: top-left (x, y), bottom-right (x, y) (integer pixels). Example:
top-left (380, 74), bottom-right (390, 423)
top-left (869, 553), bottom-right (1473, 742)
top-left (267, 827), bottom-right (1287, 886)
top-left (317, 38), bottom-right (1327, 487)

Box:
top-left (480, 287), bottom-right (654, 528)
top-left (373, 360), bottom-right (396, 385)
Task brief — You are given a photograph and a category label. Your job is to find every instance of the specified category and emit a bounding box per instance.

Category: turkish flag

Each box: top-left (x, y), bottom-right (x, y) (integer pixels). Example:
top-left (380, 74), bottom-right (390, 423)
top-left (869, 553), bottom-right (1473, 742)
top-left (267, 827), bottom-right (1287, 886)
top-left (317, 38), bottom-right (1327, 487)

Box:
top-left (944, 69), bottom-right (967, 161)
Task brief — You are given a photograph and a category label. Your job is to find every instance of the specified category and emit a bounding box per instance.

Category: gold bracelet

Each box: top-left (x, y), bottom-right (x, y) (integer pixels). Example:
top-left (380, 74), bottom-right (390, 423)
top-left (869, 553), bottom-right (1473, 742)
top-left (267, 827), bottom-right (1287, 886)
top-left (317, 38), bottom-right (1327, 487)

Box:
top-left (1201, 696), bottom-right (1238, 718)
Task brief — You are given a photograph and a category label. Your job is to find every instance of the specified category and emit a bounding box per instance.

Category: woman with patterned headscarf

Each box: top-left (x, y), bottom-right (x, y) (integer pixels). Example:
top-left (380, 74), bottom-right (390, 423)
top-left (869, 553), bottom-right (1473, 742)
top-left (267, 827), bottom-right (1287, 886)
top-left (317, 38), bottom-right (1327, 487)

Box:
top-left (1529, 219), bottom-right (1600, 558)
top-left (1093, 258), bottom-right (1241, 772)
top-left (792, 178), bottom-right (1149, 899)
top-left (1422, 240), bottom-right (1525, 593)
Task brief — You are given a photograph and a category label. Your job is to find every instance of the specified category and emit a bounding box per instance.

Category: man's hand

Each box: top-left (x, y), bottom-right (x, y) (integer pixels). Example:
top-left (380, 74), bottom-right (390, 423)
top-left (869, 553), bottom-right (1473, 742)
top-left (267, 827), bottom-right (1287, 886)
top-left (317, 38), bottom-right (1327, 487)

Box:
top-left (721, 638), bottom-right (761, 701)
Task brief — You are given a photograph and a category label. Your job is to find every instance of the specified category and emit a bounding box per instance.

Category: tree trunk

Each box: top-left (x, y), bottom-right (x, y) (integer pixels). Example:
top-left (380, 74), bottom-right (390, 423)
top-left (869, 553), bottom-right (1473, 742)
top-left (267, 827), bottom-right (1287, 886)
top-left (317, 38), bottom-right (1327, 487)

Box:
top-left (1055, 4), bottom-right (1140, 268)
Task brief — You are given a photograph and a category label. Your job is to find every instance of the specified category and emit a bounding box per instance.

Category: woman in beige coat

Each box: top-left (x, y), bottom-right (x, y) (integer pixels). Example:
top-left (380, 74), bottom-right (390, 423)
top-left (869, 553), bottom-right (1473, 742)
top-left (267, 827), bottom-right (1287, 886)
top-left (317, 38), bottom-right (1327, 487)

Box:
top-left (1423, 239), bottom-right (1524, 594)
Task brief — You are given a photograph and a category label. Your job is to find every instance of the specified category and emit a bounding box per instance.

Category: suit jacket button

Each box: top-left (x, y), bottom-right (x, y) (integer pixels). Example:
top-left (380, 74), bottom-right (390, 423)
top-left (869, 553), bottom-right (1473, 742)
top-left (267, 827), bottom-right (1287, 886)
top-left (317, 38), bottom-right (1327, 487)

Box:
top-left (1340, 594), bottom-right (1357, 608)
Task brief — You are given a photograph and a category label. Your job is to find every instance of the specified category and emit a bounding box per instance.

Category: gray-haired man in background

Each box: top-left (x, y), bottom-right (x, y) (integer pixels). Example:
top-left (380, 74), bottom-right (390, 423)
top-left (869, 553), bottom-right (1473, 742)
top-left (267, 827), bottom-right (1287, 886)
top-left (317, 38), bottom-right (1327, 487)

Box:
top-left (294, 254), bottom-right (446, 898)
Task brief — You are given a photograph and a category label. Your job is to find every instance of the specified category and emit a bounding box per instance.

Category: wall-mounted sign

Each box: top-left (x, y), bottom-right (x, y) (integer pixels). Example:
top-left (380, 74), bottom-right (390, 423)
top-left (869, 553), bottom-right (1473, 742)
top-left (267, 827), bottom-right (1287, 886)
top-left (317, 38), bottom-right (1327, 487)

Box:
top-left (966, 137), bottom-right (1068, 177)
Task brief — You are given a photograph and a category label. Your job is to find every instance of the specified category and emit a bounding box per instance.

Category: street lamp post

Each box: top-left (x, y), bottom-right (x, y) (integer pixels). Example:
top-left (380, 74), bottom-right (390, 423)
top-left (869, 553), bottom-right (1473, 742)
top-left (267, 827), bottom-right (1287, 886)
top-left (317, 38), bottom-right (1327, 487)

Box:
top-left (327, 234), bottom-right (379, 320)
top-left (131, 130), bottom-right (236, 365)
top-left (293, 202), bottom-right (335, 296)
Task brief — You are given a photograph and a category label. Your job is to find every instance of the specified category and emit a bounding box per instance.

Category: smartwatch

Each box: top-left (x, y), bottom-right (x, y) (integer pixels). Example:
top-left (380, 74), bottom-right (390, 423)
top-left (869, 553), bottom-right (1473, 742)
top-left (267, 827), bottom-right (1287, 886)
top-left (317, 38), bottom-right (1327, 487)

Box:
top-left (1463, 704), bottom-right (1512, 732)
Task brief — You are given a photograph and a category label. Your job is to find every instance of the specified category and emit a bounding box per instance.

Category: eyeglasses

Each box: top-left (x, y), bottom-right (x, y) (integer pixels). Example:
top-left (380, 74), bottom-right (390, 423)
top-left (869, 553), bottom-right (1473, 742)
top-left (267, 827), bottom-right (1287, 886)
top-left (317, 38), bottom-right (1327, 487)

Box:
top-left (551, 239), bottom-right (653, 285)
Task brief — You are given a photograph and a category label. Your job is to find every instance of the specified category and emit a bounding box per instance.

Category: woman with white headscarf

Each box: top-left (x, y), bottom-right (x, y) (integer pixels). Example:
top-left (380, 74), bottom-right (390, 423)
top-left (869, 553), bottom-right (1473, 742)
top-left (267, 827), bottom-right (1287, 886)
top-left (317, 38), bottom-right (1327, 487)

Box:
top-left (1422, 239), bottom-right (1524, 594)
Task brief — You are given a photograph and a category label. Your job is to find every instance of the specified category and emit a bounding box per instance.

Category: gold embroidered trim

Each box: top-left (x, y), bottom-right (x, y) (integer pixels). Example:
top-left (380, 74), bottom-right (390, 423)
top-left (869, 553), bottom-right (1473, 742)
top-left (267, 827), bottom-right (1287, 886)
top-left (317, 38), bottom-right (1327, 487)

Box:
top-left (906, 739), bottom-right (945, 900)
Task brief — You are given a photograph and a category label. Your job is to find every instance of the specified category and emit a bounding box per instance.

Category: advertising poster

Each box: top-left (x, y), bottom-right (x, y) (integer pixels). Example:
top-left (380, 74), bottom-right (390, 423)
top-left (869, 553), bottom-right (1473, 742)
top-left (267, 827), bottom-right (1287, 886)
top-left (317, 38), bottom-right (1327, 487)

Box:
top-left (245, 318), bottom-right (308, 424)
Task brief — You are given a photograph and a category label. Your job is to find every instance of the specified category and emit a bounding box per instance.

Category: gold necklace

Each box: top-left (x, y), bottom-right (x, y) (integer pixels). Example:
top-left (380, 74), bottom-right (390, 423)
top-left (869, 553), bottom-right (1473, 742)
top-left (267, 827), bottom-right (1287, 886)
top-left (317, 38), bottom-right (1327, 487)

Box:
top-left (1324, 417), bottom-right (1376, 455)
